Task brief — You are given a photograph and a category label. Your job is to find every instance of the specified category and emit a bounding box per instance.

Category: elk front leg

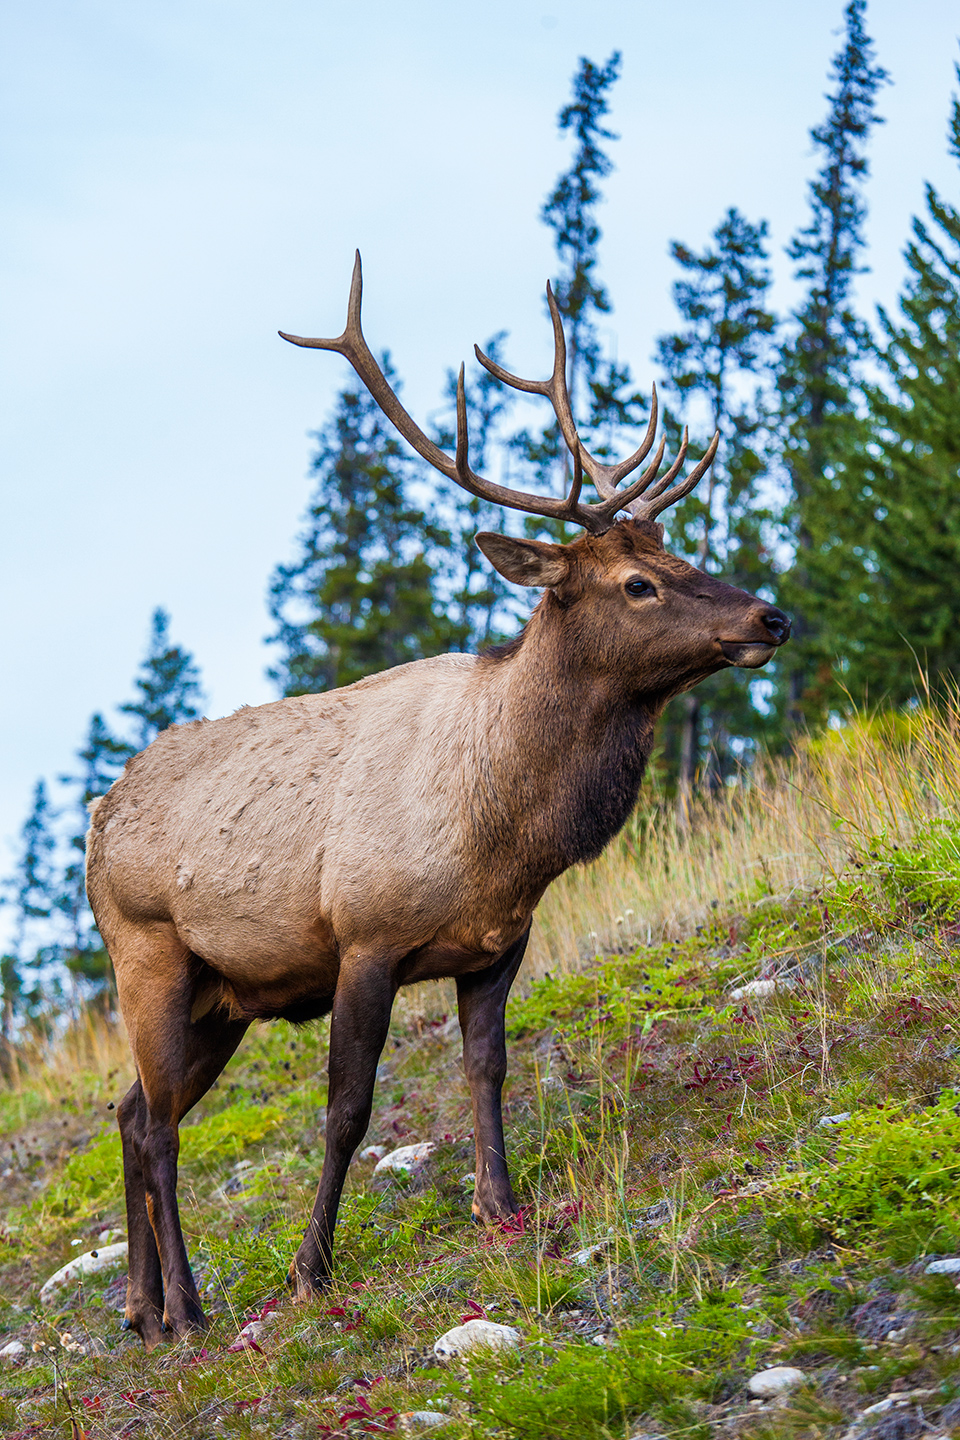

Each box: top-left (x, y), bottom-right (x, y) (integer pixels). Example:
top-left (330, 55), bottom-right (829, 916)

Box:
top-left (292, 958), bottom-right (395, 1297)
top-left (457, 930), bottom-right (529, 1224)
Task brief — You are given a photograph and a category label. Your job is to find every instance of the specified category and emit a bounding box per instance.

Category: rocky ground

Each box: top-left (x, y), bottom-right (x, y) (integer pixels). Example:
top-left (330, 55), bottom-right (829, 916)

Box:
top-left (3, 825), bottom-right (960, 1439)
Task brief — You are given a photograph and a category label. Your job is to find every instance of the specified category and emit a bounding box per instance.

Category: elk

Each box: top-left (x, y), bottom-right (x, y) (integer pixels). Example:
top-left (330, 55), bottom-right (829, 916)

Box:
top-left (86, 254), bottom-right (790, 1349)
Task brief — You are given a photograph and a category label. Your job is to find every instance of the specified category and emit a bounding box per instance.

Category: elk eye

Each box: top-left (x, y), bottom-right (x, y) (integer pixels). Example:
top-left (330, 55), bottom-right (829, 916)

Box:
top-left (625, 577), bottom-right (654, 598)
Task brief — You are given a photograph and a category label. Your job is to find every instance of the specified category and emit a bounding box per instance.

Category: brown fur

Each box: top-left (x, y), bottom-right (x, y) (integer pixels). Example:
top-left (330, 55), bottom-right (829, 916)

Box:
top-left (87, 518), bottom-right (788, 1347)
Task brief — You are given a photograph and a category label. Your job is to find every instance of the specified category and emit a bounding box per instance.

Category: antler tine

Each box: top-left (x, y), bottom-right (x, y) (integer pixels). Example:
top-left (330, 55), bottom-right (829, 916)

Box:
top-left (636, 429), bottom-right (691, 505)
top-left (561, 441), bottom-right (585, 518)
top-left (588, 386), bottom-right (661, 501)
top-left (280, 251), bottom-right (459, 483)
top-left (630, 430), bottom-right (720, 521)
top-left (475, 282), bottom-right (582, 461)
top-left (453, 363), bottom-right (592, 523)
top-left (593, 435), bottom-right (668, 520)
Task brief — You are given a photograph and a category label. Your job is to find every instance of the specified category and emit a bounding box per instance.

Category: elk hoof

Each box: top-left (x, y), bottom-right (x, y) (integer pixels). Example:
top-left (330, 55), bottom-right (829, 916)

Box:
top-left (119, 1317), bottom-right (132, 1331)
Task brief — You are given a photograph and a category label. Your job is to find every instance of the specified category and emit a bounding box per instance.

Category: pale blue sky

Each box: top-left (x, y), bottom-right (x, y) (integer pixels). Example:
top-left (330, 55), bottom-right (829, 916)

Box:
top-left (1, 0), bottom-right (958, 905)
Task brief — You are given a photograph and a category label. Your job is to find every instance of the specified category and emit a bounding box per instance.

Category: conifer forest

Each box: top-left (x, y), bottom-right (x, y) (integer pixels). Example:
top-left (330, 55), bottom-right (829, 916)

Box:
top-left (6, 4), bottom-right (960, 1437)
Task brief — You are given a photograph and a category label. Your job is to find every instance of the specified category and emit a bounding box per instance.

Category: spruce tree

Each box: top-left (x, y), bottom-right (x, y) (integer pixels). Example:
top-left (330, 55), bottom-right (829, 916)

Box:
top-left (119, 608), bottom-right (204, 749)
top-left (2, 615), bottom-right (205, 1020)
top-left (656, 208), bottom-right (778, 804)
top-left (2, 781), bottom-right (60, 1025)
top-left (269, 362), bottom-right (457, 695)
top-left (432, 334), bottom-right (517, 649)
top-left (514, 52), bottom-right (646, 528)
top-left (57, 713), bottom-right (132, 995)
top-left (808, 68), bottom-right (960, 701)
top-left (777, 0), bottom-right (888, 724)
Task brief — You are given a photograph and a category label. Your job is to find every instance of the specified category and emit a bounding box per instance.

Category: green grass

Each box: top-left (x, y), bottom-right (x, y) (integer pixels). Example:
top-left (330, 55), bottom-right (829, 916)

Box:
top-left (5, 713), bottom-right (960, 1437)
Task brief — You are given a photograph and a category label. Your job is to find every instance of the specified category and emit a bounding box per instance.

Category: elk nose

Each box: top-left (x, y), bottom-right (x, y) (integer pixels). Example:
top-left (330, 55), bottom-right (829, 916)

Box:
top-left (761, 607), bottom-right (791, 644)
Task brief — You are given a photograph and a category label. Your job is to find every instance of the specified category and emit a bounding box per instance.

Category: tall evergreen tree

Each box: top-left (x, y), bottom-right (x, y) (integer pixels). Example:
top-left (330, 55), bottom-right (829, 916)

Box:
top-left (2, 781), bottom-right (60, 1029)
top-left (777, 0), bottom-right (888, 724)
top-left (514, 52), bottom-right (646, 526)
top-left (269, 363), bottom-right (457, 695)
top-left (57, 713), bottom-right (132, 995)
top-left (802, 67), bottom-right (960, 702)
top-left (656, 208), bottom-right (779, 806)
top-left (119, 608), bottom-right (204, 749)
top-left (432, 334), bottom-right (518, 649)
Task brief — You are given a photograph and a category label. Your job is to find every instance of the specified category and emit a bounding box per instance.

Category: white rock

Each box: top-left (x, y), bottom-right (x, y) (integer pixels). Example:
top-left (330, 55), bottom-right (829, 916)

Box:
top-left (0, 1340), bottom-right (26, 1358)
top-left (819, 1113), bottom-right (853, 1127)
top-left (860, 1397), bottom-right (896, 1417)
top-left (571, 1240), bottom-right (612, 1265)
top-left (433, 1318), bottom-right (520, 1359)
top-left (399, 1412), bottom-right (451, 1432)
top-left (747, 1366), bottom-right (807, 1398)
top-left (460, 1172), bottom-right (476, 1187)
top-left (239, 1320), bottom-right (266, 1343)
top-left (360, 1144), bottom-right (389, 1161)
top-left (925, 1256), bottom-right (960, 1274)
top-left (40, 1242), bottom-right (129, 1305)
top-left (730, 979), bottom-right (783, 1001)
top-left (374, 1143), bottom-right (436, 1174)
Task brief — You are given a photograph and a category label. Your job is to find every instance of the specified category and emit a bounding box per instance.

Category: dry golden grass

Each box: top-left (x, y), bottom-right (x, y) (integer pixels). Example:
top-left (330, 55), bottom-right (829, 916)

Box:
top-left (529, 700), bottom-right (960, 977)
top-left (4, 1005), bottom-right (133, 1105)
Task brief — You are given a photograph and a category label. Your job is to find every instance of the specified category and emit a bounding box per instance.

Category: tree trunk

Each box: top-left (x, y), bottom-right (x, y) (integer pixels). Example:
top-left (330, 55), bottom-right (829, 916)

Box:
top-left (677, 692), bottom-right (700, 833)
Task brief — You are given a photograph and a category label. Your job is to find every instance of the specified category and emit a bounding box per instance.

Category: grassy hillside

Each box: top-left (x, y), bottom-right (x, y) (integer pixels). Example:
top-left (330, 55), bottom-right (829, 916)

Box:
top-left (4, 709), bottom-right (960, 1439)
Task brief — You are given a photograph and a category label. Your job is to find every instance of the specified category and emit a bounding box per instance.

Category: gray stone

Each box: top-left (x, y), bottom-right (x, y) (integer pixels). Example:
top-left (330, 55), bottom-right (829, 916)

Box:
top-left (433, 1318), bottom-right (520, 1359)
top-left (399, 1412), bottom-right (451, 1432)
top-left (374, 1142), bottom-right (436, 1174)
top-left (0, 1340), bottom-right (26, 1358)
top-left (747, 1365), bottom-right (807, 1397)
top-left (571, 1239), bottom-right (612, 1265)
top-left (730, 979), bottom-right (784, 1001)
top-left (360, 1144), bottom-right (388, 1161)
top-left (40, 1242), bottom-right (129, 1305)
top-left (925, 1256), bottom-right (960, 1274)
top-left (819, 1112), bottom-right (853, 1127)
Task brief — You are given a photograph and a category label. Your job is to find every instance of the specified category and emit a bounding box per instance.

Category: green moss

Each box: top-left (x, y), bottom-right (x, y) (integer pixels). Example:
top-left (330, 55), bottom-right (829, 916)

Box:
top-left (767, 1089), bottom-right (960, 1258)
top-left (452, 1292), bottom-right (754, 1439)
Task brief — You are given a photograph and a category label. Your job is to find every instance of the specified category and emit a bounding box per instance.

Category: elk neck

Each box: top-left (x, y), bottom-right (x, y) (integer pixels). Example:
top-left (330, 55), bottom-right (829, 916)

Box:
top-left (465, 590), bottom-right (659, 884)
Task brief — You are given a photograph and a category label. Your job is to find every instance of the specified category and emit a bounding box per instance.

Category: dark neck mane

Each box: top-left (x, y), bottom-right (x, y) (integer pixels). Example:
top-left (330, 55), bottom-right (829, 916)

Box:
top-left (474, 596), bottom-right (658, 881)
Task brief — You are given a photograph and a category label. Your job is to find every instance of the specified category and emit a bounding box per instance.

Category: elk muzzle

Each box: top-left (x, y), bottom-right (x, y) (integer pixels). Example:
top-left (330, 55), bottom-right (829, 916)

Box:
top-left (719, 607), bottom-right (792, 668)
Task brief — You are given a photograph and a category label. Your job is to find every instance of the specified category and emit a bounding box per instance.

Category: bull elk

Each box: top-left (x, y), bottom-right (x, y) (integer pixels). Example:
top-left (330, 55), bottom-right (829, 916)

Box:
top-left (86, 254), bottom-right (790, 1348)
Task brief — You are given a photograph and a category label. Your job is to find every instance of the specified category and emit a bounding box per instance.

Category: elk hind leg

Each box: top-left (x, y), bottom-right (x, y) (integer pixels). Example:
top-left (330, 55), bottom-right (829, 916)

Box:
top-left (117, 1077), bottom-right (165, 1345)
top-left (115, 934), bottom-right (247, 1346)
top-left (457, 930), bottom-right (529, 1224)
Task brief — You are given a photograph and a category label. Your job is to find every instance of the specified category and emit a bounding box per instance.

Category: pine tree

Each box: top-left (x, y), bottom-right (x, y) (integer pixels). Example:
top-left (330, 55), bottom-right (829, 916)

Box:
top-left (57, 713), bottom-right (132, 995)
top-left (119, 608), bottom-right (204, 749)
top-left (807, 68), bottom-right (960, 701)
top-left (514, 52), bottom-right (647, 528)
top-left (2, 781), bottom-right (60, 1032)
top-left (432, 334), bottom-right (518, 649)
top-left (777, 0), bottom-right (888, 724)
top-left (1, 616), bottom-right (205, 1023)
top-left (656, 208), bottom-right (779, 806)
top-left (269, 363), bottom-right (457, 695)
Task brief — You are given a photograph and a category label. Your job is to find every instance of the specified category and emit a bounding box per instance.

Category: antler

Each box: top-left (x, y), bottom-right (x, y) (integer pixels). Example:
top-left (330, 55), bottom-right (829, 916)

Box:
top-left (280, 252), bottom-right (717, 533)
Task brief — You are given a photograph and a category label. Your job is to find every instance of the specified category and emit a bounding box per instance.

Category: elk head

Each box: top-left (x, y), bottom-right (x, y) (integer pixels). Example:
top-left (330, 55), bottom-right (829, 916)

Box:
top-left (280, 252), bottom-right (790, 697)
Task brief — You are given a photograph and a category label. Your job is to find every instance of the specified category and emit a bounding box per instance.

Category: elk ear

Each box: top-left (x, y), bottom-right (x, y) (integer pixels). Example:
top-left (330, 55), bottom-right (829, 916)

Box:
top-left (475, 533), bottom-right (571, 588)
